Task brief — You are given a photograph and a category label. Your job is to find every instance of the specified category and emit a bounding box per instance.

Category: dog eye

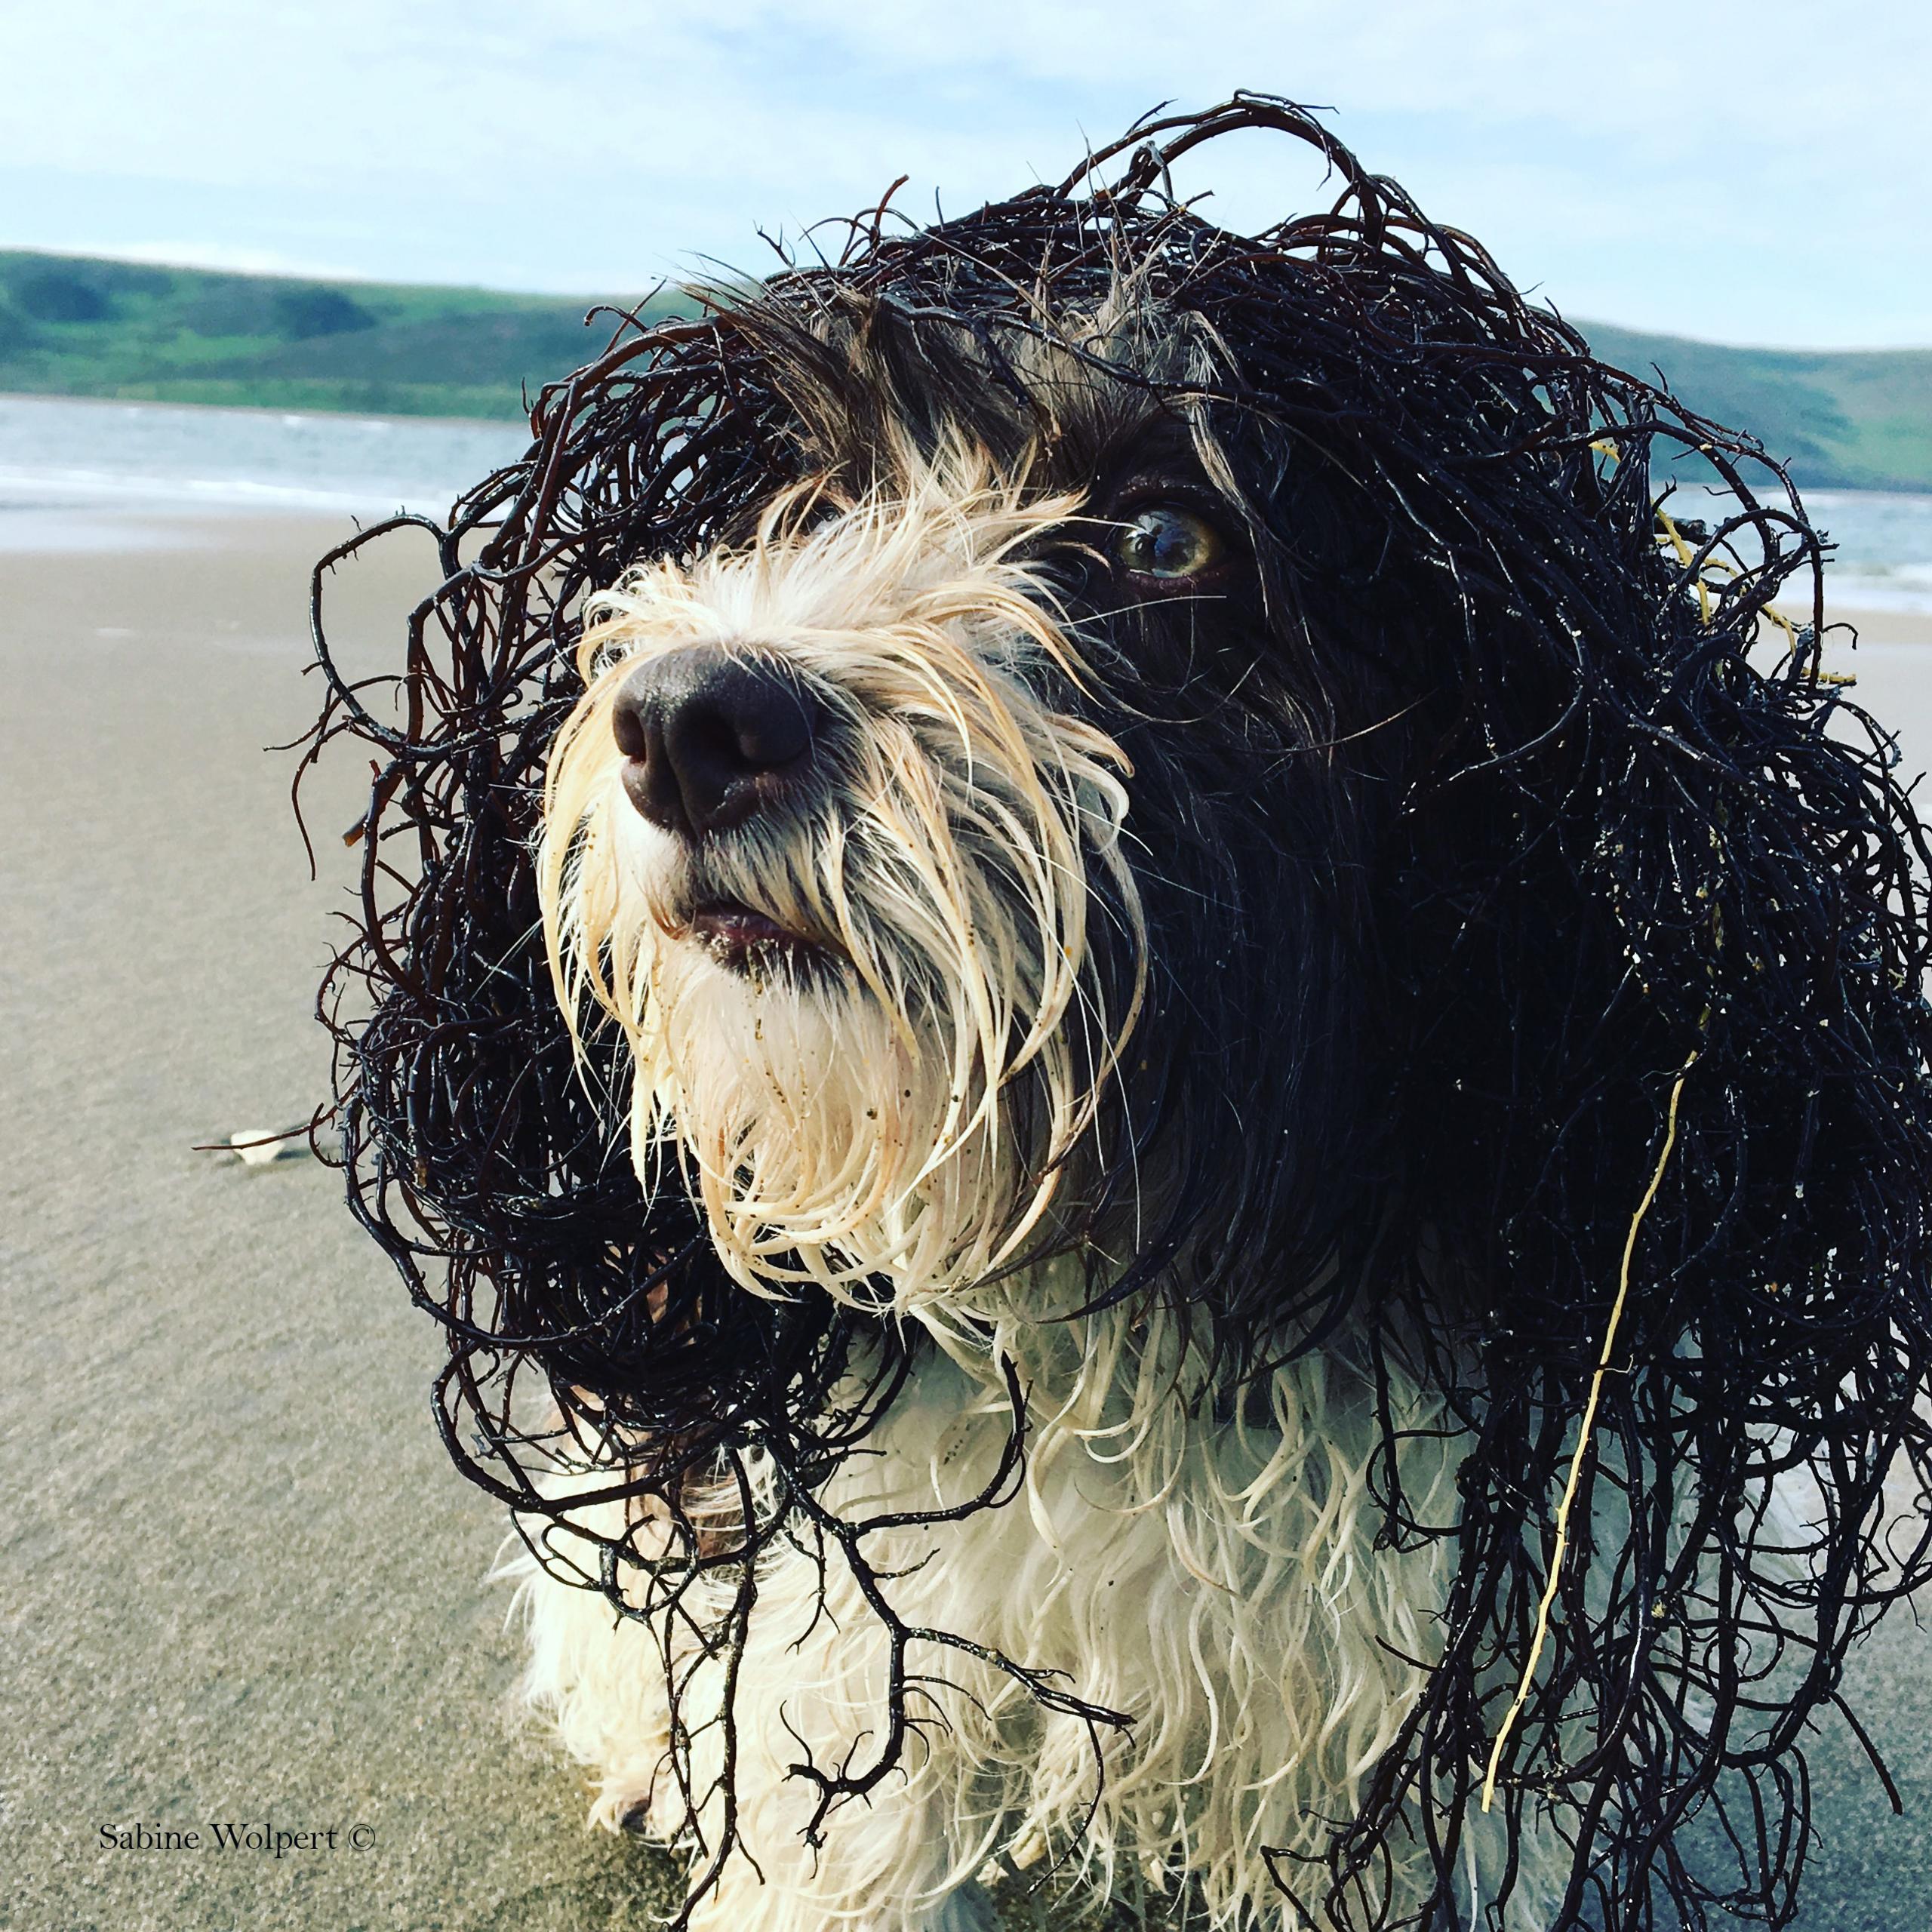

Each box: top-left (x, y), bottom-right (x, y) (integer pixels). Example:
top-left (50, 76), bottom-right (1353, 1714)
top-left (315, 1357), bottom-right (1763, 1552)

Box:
top-left (1112, 506), bottom-right (1223, 580)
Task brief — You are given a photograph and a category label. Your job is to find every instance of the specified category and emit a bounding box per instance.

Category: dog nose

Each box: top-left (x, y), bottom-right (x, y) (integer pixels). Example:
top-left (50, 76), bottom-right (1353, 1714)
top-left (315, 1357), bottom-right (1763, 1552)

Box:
top-left (609, 645), bottom-right (819, 838)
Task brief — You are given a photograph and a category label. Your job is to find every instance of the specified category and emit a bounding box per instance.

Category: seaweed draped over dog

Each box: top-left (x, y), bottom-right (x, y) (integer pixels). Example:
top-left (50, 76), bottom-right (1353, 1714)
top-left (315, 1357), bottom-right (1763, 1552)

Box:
top-left (304, 97), bottom-right (1932, 1931)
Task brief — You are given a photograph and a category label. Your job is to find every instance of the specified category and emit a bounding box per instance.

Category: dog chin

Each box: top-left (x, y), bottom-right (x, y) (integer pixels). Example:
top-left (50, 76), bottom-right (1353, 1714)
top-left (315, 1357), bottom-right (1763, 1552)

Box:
top-left (648, 928), bottom-right (857, 1078)
top-left (634, 931), bottom-right (1037, 1309)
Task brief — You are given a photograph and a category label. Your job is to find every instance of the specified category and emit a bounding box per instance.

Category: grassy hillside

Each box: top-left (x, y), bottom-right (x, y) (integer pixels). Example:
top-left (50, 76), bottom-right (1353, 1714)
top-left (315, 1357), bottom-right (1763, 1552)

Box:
top-left (1583, 322), bottom-right (1932, 494)
top-left (1, 251), bottom-right (1927, 490)
top-left (0, 252), bottom-right (691, 421)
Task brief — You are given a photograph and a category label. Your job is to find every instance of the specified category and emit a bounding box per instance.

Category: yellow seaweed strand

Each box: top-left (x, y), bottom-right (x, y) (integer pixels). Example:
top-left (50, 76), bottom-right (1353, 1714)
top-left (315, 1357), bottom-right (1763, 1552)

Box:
top-left (1592, 438), bottom-right (1805, 663)
top-left (1480, 1028), bottom-right (1705, 1812)
top-left (1652, 504), bottom-right (1712, 628)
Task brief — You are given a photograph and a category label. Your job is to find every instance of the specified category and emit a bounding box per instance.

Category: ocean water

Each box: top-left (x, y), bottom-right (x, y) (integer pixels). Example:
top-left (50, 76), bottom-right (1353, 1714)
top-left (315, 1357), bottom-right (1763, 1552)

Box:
top-left (0, 393), bottom-right (530, 549)
top-left (1802, 489), bottom-right (1932, 615)
top-left (2, 394), bottom-right (1930, 613)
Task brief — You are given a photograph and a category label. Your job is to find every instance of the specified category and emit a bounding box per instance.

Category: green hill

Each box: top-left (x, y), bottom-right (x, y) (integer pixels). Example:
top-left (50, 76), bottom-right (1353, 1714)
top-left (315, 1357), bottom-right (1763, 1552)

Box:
top-left (0, 252), bottom-right (691, 422)
top-left (0, 251), bottom-right (1927, 491)
top-left (1581, 323), bottom-right (1932, 494)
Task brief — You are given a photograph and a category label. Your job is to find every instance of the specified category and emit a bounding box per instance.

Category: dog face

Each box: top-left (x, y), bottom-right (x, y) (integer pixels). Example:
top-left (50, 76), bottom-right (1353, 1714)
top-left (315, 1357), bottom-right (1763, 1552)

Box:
top-left (537, 306), bottom-right (1414, 1334)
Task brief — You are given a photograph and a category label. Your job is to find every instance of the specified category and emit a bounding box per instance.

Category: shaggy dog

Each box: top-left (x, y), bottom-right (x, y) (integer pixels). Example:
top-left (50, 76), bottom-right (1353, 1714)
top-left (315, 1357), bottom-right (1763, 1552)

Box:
top-left (309, 99), bottom-right (1932, 1932)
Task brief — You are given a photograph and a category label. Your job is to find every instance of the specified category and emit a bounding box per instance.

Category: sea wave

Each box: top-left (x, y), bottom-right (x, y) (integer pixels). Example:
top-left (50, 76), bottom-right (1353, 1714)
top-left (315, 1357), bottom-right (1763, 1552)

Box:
top-left (0, 393), bottom-right (530, 526)
top-left (1804, 491), bottom-right (1932, 614)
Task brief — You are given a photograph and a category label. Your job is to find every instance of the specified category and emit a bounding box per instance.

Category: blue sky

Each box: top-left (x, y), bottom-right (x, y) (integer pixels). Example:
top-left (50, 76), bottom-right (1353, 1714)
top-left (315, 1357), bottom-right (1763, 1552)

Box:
top-left (2, 0), bottom-right (1926, 349)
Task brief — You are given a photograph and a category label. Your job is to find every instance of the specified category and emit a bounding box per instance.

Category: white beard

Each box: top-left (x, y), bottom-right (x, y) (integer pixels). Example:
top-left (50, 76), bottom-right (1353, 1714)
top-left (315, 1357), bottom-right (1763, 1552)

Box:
top-left (616, 916), bottom-right (1032, 1318)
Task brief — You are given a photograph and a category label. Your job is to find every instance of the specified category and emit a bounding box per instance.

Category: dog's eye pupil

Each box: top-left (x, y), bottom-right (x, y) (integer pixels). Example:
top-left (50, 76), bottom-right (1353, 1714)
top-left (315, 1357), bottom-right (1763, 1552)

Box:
top-left (1115, 506), bottom-right (1222, 580)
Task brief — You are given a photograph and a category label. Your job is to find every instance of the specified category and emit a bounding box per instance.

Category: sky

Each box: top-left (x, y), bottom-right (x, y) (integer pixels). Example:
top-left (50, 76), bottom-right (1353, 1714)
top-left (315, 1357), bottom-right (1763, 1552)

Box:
top-left (2, 0), bottom-right (1927, 350)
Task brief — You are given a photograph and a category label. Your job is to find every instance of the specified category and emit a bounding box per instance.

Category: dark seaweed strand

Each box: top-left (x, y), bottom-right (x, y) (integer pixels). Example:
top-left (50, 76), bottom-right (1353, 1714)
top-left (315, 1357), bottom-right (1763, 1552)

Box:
top-left (300, 94), bottom-right (1932, 1930)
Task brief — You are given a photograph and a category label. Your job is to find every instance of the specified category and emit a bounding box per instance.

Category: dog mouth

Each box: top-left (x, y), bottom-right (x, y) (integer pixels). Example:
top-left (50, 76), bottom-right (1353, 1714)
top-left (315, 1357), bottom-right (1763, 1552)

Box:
top-left (684, 898), bottom-right (832, 974)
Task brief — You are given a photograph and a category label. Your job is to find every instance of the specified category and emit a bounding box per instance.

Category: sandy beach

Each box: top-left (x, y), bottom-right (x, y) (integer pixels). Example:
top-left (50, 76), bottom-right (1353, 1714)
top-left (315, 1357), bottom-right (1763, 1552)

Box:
top-left (5, 512), bottom-right (1932, 1931)
top-left (0, 516), bottom-right (683, 1931)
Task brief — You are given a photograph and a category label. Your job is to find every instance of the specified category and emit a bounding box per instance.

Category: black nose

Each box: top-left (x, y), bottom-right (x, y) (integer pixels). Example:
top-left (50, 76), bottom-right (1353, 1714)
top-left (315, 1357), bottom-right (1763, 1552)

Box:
top-left (610, 645), bottom-right (820, 838)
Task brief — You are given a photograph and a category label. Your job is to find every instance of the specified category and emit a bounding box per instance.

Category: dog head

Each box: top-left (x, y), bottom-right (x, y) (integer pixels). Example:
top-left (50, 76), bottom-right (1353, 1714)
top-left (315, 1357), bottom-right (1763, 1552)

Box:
top-left (533, 212), bottom-right (1695, 1364)
top-left (536, 297), bottom-right (1336, 1310)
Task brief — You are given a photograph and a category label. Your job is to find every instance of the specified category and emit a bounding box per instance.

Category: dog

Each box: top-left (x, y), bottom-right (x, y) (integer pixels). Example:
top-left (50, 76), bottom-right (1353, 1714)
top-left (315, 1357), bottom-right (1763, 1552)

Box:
top-left (312, 97), bottom-right (1932, 1932)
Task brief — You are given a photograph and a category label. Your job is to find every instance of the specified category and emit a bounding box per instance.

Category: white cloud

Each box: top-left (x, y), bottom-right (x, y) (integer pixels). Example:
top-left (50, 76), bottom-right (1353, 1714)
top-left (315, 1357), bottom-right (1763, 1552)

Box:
top-left (1, 0), bottom-right (1926, 345)
top-left (70, 240), bottom-right (372, 280)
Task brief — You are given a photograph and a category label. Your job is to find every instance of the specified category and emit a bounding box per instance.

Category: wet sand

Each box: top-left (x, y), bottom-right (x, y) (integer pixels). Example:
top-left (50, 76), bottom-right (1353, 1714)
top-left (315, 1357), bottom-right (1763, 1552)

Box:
top-left (0, 515), bottom-right (681, 1931)
top-left (1789, 605), bottom-right (1932, 648)
top-left (2, 512), bottom-right (1930, 1930)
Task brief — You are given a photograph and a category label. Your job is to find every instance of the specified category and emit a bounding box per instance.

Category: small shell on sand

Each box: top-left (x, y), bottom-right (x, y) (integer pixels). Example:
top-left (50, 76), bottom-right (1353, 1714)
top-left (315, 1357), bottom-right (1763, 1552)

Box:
top-left (228, 1128), bottom-right (312, 1167)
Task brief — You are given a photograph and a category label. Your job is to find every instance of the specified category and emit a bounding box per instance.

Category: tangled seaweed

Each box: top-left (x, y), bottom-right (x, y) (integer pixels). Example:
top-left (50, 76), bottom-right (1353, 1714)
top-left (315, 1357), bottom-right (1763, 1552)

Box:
top-left (303, 96), bottom-right (1932, 1930)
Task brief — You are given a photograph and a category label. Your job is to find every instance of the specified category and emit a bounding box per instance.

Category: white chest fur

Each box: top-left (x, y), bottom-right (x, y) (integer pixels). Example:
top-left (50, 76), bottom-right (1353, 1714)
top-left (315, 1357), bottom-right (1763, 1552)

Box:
top-left (509, 1304), bottom-right (1563, 1930)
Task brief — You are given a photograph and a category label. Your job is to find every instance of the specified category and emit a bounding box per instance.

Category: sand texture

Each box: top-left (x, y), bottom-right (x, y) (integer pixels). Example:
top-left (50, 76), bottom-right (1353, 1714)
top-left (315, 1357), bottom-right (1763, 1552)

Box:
top-left (4, 515), bottom-right (1931, 1930)
top-left (0, 519), bottom-right (683, 1932)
